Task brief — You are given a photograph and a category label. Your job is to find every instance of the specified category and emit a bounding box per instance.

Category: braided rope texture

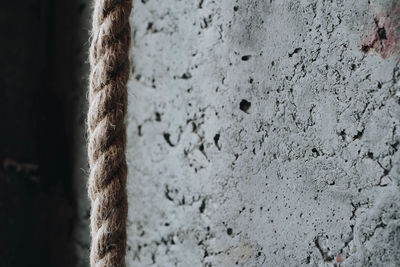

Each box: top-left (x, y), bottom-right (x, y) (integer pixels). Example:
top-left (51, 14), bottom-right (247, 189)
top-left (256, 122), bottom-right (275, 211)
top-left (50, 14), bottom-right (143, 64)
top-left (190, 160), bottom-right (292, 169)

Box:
top-left (88, 0), bottom-right (132, 266)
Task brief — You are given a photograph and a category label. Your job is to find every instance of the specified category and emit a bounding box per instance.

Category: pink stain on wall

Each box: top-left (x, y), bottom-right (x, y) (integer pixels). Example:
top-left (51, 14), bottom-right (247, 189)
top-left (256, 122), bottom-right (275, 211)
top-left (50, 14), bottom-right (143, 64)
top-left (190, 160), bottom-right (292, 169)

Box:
top-left (361, 2), bottom-right (400, 59)
top-left (336, 254), bottom-right (344, 264)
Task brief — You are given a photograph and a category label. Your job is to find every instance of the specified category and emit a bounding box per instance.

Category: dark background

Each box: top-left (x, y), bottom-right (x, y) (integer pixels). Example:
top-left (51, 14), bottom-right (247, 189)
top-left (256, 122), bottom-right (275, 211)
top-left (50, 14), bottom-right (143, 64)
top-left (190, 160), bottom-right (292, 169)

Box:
top-left (0, 1), bottom-right (89, 266)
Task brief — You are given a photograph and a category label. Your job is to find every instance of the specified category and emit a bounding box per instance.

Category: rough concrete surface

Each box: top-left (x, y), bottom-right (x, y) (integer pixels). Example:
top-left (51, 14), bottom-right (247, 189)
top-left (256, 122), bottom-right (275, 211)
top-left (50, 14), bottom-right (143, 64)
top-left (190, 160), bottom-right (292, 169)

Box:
top-left (126, 0), bottom-right (400, 266)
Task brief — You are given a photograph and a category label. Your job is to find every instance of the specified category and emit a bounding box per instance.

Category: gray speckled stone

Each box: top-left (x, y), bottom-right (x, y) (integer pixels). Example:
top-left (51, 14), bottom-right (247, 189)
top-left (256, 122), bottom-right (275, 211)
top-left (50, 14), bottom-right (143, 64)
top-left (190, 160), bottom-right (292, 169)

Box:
top-left (126, 0), bottom-right (400, 266)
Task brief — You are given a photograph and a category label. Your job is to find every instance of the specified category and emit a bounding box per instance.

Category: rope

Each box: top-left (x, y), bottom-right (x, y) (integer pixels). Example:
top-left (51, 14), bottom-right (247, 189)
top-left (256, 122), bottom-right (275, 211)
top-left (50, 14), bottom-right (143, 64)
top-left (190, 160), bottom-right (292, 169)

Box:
top-left (88, 0), bottom-right (132, 266)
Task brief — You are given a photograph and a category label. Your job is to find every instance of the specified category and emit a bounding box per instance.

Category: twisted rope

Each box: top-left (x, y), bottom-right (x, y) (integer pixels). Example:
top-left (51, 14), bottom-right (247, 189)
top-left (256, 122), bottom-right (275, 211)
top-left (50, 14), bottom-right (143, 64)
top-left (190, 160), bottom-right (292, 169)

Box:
top-left (88, 0), bottom-right (132, 266)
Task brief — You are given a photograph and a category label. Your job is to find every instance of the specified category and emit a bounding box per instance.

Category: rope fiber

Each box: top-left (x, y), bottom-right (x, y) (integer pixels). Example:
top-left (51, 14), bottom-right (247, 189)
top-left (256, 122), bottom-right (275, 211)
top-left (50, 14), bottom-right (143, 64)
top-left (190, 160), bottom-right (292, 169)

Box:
top-left (88, 0), bottom-right (133, 266)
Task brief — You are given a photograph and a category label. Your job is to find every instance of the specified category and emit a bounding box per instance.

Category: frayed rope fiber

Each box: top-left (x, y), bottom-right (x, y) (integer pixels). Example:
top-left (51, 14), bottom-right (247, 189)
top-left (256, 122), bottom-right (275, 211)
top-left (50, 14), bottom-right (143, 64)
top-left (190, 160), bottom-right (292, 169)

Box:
top-left (87, 0), bottom-right (133, 266)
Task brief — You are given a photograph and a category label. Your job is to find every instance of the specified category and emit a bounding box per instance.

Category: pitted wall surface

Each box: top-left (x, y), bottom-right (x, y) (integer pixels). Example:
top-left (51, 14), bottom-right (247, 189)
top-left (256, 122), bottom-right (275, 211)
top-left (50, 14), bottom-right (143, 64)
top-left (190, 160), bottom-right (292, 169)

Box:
top-left (126, 1), bottom-right (400, 266)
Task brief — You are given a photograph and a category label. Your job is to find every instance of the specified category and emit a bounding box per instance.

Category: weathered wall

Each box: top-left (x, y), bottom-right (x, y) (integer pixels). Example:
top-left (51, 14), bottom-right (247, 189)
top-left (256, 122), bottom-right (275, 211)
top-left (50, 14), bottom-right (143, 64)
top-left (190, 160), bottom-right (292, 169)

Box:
top-left (126, 0), bottom-right (400, 266)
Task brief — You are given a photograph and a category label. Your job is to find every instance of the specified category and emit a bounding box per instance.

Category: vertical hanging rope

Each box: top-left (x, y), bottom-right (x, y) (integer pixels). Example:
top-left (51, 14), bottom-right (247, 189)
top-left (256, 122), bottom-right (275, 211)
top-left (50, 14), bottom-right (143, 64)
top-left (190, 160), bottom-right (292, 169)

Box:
top-left (88, 0), bottom-right (132, 266)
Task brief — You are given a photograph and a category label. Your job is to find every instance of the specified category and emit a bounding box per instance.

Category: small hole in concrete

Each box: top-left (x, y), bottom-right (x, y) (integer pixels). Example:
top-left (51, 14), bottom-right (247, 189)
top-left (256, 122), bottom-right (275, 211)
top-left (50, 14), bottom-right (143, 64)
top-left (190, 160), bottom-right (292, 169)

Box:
top-left (199, 199), bottom-right (206, 213)
top-left (155, 112), bottom-right (161, 122)
top-left (163, 133), bottom-right (175, 147)
top-left (181, 72), bottom-right (192, 79)
top-left (353, 130), bottom-right (364, 140)
top-left (288, 47), bottom-right (302, 57)
top-left (138, 125), bottom-right (142, 137)
top-left (311, 148), bottom-right (320, 156)
top-left (199, 143), bottom-right (205, 151)
top-left (361, 45), bottom-right (370, 53)
top-left (214, 134), bottom-right (221, 150)
top-left (378, 27), bottom-right (387, 40)
top-left (239, 99), bottom-right (251, 112)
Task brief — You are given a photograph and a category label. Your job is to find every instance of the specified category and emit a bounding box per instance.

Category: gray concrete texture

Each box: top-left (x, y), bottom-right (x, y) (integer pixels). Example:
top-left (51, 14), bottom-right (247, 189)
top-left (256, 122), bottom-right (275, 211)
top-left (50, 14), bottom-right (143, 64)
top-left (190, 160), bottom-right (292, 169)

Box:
top-left (122, 0), bottom-right (400, 266)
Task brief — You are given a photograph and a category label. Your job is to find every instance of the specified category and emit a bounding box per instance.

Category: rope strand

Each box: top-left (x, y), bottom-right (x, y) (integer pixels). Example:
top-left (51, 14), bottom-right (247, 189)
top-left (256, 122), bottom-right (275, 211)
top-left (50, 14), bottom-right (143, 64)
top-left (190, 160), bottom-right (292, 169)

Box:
top-left (88, 0), bottom-right (132, 266)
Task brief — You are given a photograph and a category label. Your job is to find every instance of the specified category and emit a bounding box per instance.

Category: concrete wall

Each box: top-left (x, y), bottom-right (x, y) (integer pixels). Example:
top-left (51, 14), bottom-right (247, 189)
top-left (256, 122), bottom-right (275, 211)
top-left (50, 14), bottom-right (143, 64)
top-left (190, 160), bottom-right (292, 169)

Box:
top-left (126, 0), bottom-right (400, 266)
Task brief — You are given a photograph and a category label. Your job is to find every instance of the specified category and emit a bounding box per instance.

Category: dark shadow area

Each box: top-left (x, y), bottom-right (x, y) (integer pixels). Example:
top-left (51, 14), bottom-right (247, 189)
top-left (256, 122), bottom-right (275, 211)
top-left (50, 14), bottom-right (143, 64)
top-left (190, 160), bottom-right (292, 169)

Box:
top-left (0, 1), bottom-right (82, 266)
